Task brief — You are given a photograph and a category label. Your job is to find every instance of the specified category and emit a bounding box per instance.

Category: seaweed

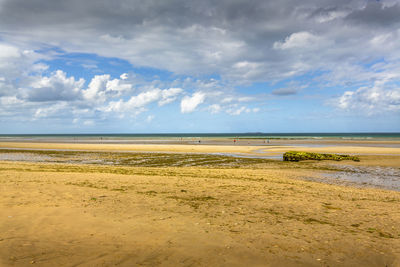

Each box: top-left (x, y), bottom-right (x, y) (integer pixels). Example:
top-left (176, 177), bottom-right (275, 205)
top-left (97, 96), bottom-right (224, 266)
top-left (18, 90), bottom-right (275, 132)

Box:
top-left (283, 151), bottom-right (360, 162)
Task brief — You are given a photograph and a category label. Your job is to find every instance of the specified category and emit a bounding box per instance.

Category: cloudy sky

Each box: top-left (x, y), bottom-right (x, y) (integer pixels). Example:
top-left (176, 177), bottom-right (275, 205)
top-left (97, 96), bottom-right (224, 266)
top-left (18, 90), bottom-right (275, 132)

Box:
top-left (1, 0), bottom-right (400, 133)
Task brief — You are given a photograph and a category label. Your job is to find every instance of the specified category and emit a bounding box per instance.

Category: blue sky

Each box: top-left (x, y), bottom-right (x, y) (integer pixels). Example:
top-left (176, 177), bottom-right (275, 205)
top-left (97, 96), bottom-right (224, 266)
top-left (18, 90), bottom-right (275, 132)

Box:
top-left (0, 0), bottom-right (400, 133)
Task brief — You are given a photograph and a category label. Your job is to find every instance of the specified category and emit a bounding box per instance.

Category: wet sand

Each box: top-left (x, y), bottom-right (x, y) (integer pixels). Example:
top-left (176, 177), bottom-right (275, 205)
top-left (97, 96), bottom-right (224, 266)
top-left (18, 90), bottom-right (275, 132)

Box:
top-left (2, 140), bottom-right (400, 155)
top-left (0, 141), bottom-right (399, 266)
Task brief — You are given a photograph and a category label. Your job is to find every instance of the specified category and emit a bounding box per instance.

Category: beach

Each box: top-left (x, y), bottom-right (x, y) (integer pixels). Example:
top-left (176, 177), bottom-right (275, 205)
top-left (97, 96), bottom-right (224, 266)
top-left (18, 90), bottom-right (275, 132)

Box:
top-left (0, 139), bottom-right (399, 266)
top-left (2, 0), bottom-right (400, 265)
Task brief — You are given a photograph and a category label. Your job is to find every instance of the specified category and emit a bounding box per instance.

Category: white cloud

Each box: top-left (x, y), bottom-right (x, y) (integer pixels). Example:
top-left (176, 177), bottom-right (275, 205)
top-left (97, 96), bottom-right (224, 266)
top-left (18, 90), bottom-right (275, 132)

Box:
top-left (83, 75), bottom-right (103, 101)
top-left (84, 74), bottom-right (109, 101)
top-left (158, 87), bottom-right (183, 106)
top-left (23, 70), bottom-right (85, 102)
top-left (0, 41), bottom-right (271, 125)
top-left (83, 74), bottom-right (133, 103)
top-left (221, 95), bottom-right (254, 104)
top-left (106, 77), bottom-right (132, 94)
top-left (336, 84), bottom-right (400, 114)
top-left (0, 43), bottom-right (20, 58)
top-left (273, 31), bottom-right (321, 50)
top-left (105, 89), bottom-right (160, 113)
top-left (224, 105), bottom-right (260, 116)
top-left (0, 47), bottom-right (187, 122)
top-left (226, 106), bottom-right (246, 116)
top-left (180, 92), bottom-right (206, 113)
top-left (0, 42), bottom-right (47, 97)
top-left (127, 89), bottom-right (161, 108)
top-left (333, 57), bottom-right (400, 114)
top-left (208, 104), bottom-right (221, 114)
top-left (34, 102), bottom-right (68, 119)
top-left (104, 87), bottom-right (182, 116)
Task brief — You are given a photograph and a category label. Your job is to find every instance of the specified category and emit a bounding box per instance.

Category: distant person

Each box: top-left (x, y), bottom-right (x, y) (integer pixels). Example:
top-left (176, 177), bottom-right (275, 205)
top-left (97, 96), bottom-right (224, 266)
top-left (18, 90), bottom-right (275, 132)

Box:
top-left (234, 139), bottom-right (236, 144)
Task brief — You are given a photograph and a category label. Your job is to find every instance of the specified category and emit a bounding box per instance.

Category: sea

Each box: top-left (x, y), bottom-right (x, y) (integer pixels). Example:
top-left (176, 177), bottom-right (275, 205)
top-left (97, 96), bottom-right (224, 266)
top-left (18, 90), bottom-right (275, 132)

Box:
top-left (0, 133), bottom-right (400, 141)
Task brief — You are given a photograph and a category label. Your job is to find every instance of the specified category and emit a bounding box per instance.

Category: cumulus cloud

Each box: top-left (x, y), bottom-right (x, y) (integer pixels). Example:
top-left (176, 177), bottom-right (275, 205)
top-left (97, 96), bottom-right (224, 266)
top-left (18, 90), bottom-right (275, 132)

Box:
top-left (0, 52), bottom-right (186, 124)
top-left (0, 42), bottom-right (47, 97)
top-left (105, 89), bottom-right (161, 113)
top-left (0, 49), bottom-right (252, 124)
top-left (83, 74), bottom-right (132, 103)
top-left (104, 87), bottom-right (183, 116)
top-left (180, 92), bottom-right (206, 113)
top-left (336, 85), bottom-right (400, 114)
top-left (333, 56), bottom-right (400, 114)
top-left (22, 70), bottom-right (85, 102)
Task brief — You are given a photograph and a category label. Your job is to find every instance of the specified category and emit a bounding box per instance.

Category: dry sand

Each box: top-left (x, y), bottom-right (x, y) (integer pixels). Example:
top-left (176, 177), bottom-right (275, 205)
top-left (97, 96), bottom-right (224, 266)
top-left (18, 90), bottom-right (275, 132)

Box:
top-left (0, 142), bottom-right (259, 154)
top-left (0, 142), bottom-right (399, 266)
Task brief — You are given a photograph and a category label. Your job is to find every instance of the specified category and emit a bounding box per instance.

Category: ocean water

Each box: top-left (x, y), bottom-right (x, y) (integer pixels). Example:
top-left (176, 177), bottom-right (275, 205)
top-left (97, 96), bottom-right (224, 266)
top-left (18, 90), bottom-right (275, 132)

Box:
top-left (0, 133), bottom-right (400, 140)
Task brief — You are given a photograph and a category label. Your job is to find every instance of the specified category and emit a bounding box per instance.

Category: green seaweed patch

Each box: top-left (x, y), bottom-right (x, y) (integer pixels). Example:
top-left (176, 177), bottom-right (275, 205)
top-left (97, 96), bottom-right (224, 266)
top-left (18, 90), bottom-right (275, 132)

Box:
top-left (283, 151), bottom-right (360, 162)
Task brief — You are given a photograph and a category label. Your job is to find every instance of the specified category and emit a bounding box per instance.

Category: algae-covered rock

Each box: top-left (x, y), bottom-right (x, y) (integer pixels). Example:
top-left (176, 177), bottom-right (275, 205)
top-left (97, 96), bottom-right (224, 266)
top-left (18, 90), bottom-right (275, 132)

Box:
top-left (283, 151), bottom-right (360, 162)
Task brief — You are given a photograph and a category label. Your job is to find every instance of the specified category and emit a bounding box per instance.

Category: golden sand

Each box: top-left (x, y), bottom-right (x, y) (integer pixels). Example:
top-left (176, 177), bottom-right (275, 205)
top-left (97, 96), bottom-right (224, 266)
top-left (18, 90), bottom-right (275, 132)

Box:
top-left (0, 142), bottom-right (399, 266)
top-left (0, 142), bottom-right (258, 154)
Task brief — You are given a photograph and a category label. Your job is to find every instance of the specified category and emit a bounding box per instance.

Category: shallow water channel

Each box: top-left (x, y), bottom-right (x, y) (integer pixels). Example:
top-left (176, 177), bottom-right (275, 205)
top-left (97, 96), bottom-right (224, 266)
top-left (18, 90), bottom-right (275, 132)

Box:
top-left (1, 149), bottom-right (399, 191)
top-left (321, 164), bottom-right (400, 191)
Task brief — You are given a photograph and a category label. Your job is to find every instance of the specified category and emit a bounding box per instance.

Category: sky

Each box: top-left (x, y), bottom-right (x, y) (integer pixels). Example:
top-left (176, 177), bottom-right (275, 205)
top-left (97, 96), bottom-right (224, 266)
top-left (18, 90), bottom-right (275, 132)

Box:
top-left (0, 0), bottom-right (400, 133)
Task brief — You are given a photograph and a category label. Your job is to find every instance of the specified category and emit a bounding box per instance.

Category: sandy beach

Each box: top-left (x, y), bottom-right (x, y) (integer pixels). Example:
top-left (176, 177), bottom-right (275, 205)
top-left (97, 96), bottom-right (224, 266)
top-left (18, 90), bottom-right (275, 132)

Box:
top-left (0, 140), bottom-right (399, 266)
top-left (2, 0), bottom-right (400, 266)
